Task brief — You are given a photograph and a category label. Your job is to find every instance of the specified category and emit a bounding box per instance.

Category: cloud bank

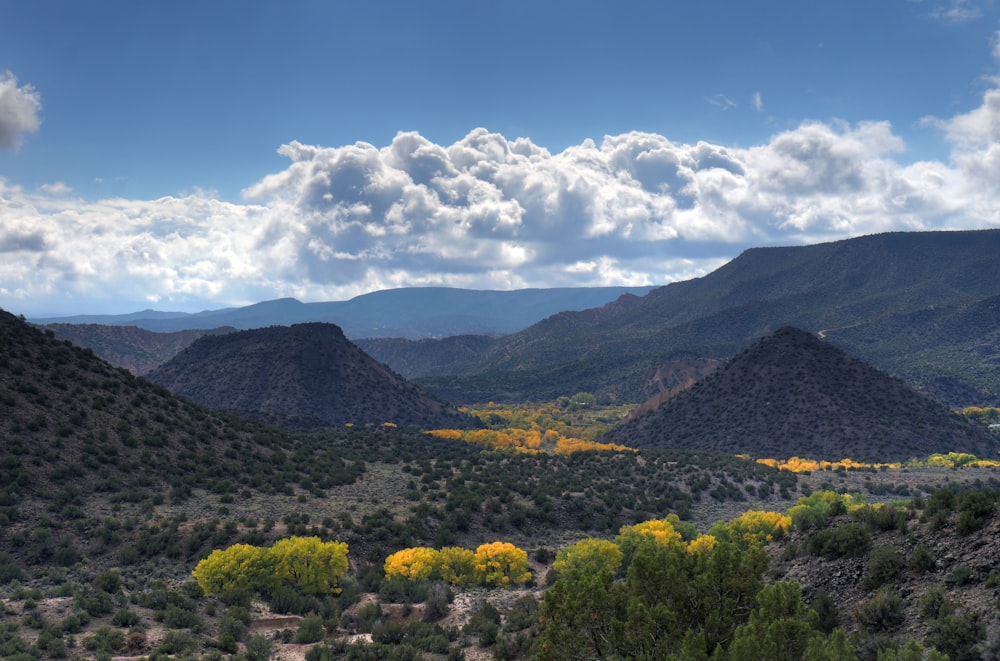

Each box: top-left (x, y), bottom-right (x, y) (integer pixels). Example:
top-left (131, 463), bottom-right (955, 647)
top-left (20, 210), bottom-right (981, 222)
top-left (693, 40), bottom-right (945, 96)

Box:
top-left (0, 71), bottom-right (41, 150)
top-left (5, 75), bottom-right (1000, 315)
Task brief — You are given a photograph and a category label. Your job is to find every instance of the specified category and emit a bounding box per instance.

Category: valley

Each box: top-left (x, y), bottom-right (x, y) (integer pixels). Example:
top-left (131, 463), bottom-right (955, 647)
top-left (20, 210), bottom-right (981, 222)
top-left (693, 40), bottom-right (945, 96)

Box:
top-left (3, 230), bottom-right (1000, 659)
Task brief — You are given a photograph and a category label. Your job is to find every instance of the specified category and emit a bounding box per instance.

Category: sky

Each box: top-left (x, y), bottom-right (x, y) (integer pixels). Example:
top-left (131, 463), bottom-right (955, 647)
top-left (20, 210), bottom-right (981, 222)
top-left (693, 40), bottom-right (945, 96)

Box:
top-left (3, 1), bottom-right (1000, 317)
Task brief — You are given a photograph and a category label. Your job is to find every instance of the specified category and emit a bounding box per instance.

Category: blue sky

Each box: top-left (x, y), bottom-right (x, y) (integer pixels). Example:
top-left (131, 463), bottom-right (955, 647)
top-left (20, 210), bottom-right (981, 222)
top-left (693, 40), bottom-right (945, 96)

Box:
top-left (2, 0), bottom-right (1000, 316)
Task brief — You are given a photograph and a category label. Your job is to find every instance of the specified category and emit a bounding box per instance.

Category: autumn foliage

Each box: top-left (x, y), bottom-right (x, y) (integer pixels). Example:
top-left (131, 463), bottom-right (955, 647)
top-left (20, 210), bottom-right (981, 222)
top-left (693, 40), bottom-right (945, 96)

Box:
top-left (384, 541), bottom-right (531, 587)
top-left (426, 398), bottom-right (637, 454)
top-left (192, 536), bottom-right (349, 597)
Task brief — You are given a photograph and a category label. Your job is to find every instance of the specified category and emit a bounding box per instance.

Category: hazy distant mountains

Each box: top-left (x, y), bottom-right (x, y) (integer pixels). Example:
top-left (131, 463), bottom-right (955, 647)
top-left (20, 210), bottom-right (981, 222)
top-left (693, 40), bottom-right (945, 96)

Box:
top-left (147, 322), bottom-right (475, 430)
top-left (400, 230), bottom-right (1000, 406)
top-left (33, 286), bottom-right (655, 339)
top-left (603, 327), bottom-right (998, 462)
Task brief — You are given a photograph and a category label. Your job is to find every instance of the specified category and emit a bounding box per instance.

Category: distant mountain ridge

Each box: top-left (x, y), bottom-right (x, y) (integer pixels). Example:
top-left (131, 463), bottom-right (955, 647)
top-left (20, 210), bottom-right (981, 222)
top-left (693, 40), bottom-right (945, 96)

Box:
top-left (603, 327), bottom-right (999, 462)
top-left (32, 286), bottom-right (656, 339)
top-left (146, 322), bottom-right (475, 430)
top-left (401, 230), bottom-right (1000, 406)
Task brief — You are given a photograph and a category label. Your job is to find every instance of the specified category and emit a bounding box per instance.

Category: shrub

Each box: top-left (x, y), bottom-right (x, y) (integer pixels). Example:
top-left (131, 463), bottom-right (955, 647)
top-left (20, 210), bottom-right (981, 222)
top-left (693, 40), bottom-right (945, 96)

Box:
top-left (423, 582), bottom-right (452, 622)
top-left (82, 626), bottom-right (125, 654)
top-left (908, 544), bottom-right (936, 573)
top-left (854, 588), bottom-right (904, 632)
top-left (111, 608), bottom-right (140, 627)
top-left (805, 523), bottom-right (871, 559)
top-left (294, 613), bottom-right (326, 644)
top-left (161, 604), bottom-right (201, 629)
top-left (918, 585), bottom-right (950, 620)
top-left (949, 564), bottom-right (973, 587)
top-left (863, 546), bottom-right (904, 591)
top-left (930, 609), bottom-right (985, 661)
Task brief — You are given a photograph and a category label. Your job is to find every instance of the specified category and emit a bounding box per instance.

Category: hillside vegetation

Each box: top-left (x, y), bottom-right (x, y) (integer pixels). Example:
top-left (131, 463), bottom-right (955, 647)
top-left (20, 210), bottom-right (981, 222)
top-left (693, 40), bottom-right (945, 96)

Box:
top-left (146, 322), bottom-right (474, 430)
top-left (604, 327), bottom-right (999, 462)
top-left (391, 230), bottom-right (1000, 405)
top-left (40, 323), bottom-right (235, 376)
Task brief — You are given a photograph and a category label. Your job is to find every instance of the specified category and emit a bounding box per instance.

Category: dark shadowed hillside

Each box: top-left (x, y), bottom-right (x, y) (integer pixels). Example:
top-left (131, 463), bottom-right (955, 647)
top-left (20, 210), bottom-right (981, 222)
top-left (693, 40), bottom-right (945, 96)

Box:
top-left (354, 334), bottom-right (497, 379)
top-left (603, 327), bottom-right (999, 462)
top-left (411, 230), bottom-right (1000, 405)
top-left (0, 308), bottom-right (315, 502)
top-left (147, 322), bottom-right (475, 429)
top-left (824, 292), bottom-right (1000, 407)
top-left (42, 323), bottom-right (236, 375)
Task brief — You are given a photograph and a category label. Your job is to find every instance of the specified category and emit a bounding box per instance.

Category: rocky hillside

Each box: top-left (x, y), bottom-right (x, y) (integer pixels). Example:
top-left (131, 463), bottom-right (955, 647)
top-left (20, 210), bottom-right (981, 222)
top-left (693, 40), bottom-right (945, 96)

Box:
top-left (147, 322), bottom-right (475, 430)
top-left (603, 327), bottom-right (999, 462)
top-left (42, 323), bottom-right (235, 375)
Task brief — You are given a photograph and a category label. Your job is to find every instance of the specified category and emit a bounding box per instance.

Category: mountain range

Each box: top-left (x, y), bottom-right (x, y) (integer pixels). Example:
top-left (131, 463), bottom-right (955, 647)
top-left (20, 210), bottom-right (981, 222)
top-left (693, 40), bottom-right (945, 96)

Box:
top-left (32, 286), bottom-right (655, 339)
top-left (35, 229), bottom-right (1000, 410)
top-left (385, 229), bottom-right (1000, 406)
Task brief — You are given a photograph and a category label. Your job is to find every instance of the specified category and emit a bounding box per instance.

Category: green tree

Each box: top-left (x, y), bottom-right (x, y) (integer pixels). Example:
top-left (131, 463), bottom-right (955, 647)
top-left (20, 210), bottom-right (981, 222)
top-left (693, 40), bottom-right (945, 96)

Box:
top-left (728, 581), bottom-right (819, 661)
top-left (538, 539), bottom-right (624, 660)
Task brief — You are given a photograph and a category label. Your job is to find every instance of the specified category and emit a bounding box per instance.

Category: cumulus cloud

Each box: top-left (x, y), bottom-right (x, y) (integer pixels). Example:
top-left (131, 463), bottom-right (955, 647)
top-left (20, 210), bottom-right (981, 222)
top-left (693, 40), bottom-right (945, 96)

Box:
top-left (0, 71), bottom-right (42, 150)
top-left (7, 72), bottom-right (1000, 315)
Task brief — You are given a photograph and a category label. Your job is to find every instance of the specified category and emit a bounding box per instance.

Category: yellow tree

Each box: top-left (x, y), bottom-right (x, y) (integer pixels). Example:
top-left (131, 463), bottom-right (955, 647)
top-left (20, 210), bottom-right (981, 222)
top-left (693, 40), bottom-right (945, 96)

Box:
top-left (715, 510), bottom-right (792, 548)
top-left (269, 536), bottom-right (349, 595)
top-left (615, 517), bottom-right (684, 570)
top-left (437, 546), bottom-right (477, 585)
top-left (192, 543), bottom-right (274, 596)
top-left (473, 542), bottom-right (531, 587)
top-left (384, 547), bottom-right (440, 582)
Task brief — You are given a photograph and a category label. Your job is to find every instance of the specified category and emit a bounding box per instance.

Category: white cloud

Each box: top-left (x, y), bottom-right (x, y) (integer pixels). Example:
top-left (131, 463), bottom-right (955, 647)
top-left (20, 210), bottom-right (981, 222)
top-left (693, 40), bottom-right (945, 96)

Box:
top-left (7, 74), bottom-right (1000, 315)
top-left (706, 93), bottom-right (736, 110)
top-left (926, 0), bottom-right (982, 23)
top-left (753, 92), bottom-right (764, 112)
top-left (0, 71), bottom-right (42, 150)
top-left (38, 182), bottom-right (71, 195)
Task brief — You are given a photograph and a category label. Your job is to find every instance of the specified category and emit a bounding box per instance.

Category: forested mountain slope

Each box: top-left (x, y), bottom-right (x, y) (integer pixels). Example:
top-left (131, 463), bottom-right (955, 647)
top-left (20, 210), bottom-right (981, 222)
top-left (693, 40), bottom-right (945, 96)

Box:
top-left (405, 230), bottom-right (1000, 405)
top-left (147, 322), bottom-right (475, 430)
top-left (602, 327), bottom-right (999, 462)
top-left (41, 323), bottom-right (235, 376)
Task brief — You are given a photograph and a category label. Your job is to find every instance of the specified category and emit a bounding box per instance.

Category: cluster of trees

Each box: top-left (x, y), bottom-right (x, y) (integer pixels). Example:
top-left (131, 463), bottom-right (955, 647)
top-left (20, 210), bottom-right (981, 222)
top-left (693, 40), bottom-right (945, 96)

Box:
top-left (756, 452), bottom-right (1000, 473)
top-left (755, 456), bottom-right (901, 472)
top-left (384, 541), bottom-right (531, 587)
top-left (192, 536), bottom-right (349, 598)
top-left (425, 427), bottom-right (634, 454)
top-left (537, 507), bottom-right (955, 661)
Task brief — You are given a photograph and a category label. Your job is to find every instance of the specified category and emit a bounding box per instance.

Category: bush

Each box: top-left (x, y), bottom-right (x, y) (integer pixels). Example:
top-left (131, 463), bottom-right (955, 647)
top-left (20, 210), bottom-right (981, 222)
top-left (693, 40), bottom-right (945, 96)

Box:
top-left (294, 613), bottom-right (326, 644)
top-left (854, 588), bottom-right (904, 632)
top-left (908, 544), bottom-right (936, 573)
top-left (82, 626), bottom-right (125, 653)
top-left (919, 585), bottom-right (950, 620)
top-left (423, 582), bottom-right (451, 622)
top-left (949, 564), bottom-right (973, 587)
top-left (930, 609), bottom-right (985, 661)
top-left (863, 546), bottom-right (904, 590)
top-left (805, 523), bottom-right (871, 559)
top-left (161, 604), bottom-right (201, 629)
top-left (111, 608), bottom-right (140, 627)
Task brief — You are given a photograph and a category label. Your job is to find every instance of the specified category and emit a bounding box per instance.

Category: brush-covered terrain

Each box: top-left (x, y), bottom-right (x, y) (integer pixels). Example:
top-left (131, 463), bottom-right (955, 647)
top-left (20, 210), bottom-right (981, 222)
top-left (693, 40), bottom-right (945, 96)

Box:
top-left (3, 308), bottom-right (1000, 660)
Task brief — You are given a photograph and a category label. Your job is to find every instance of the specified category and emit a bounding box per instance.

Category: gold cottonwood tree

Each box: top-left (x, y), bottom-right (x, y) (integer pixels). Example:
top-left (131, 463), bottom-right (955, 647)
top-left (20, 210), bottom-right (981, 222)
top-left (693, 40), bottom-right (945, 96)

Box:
top-left (193, 536), bottom-right (348, 597)
top-left (383, 542), bottom-right (530, 587)
top-left (473, 541), bottom-right (532, 587)
top-left (383, 547), bottom-right (440, 582)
